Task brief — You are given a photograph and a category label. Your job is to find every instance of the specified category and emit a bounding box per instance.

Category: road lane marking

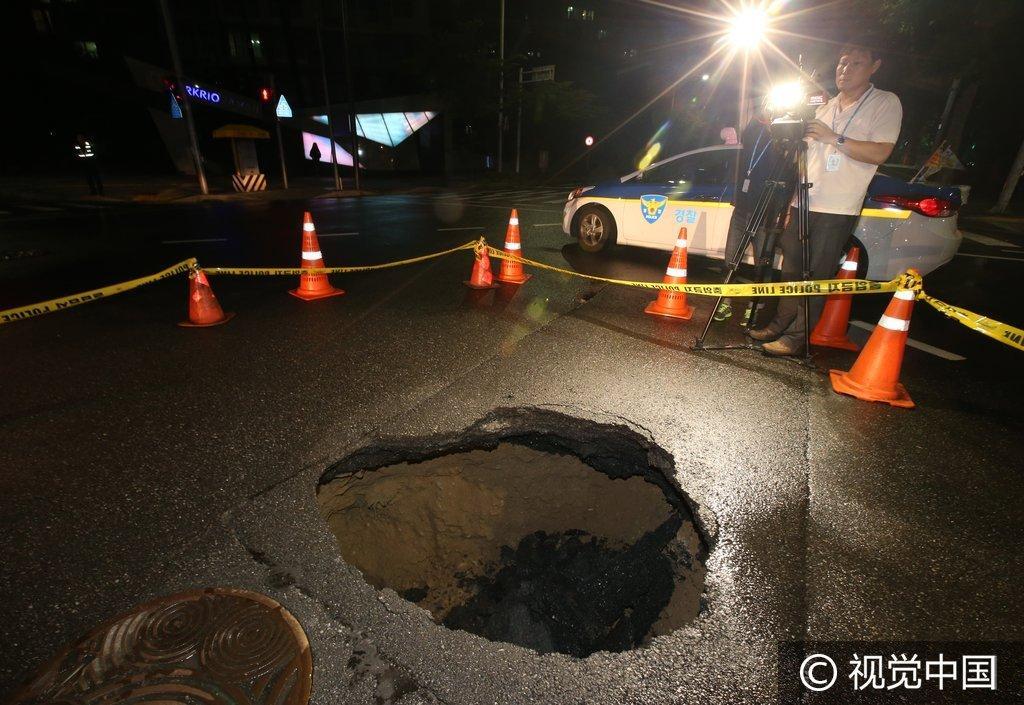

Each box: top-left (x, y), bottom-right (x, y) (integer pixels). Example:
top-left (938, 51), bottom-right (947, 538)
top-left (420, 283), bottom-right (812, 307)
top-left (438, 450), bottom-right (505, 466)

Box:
top-left (435, 201), bottom-right (562, 214)
top-left (962, 231), bottom-right (1019, 248)
top-left (531, 222), bottom-right (563, 227)
top-left (161, 238), bottom-right (228, 244)
top-left (955, 252), bottom-right (1024, 262)
top-left (849, 320), bottom-right (966, 360)
top-left (23, 205), bottom-right (63, 211)
top-left (436, 226), bottom-right (484, 231)
top-left (317, 231), bottom-right (359, 237)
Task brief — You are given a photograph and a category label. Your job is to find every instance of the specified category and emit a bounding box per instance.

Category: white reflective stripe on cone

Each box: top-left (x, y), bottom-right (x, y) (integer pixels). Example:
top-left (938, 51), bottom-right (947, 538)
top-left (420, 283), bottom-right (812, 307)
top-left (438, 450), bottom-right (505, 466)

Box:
top-left (303, 223), bottom-right (316, 232)
top-left (894, 290), bottom-right (915, 300)
top-left (841, 260), bottom-right (858, 271)
top-left (302, 251), bottom-right (324, 261)
top-left (666, 267), bottom-right (687, 278)
top-left (505, 242), bottom-right (521, 250)
top-left (878, 314), bottom-right (910, 332)
top-left (509, 218), bottom-right (519, 225)
top-left (675, 238), bottom-right (688, 248)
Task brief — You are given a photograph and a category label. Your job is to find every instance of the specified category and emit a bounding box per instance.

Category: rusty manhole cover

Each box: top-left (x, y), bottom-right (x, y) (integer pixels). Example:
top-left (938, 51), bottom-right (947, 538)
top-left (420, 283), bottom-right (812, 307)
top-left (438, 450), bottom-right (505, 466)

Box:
top-left (9, 587), bottom-right (312, 705)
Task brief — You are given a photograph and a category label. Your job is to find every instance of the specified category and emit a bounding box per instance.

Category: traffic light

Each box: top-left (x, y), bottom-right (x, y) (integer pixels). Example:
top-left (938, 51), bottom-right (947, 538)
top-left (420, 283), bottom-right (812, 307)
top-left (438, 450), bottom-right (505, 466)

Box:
top-left (259, 86), bottom-right (274, 103)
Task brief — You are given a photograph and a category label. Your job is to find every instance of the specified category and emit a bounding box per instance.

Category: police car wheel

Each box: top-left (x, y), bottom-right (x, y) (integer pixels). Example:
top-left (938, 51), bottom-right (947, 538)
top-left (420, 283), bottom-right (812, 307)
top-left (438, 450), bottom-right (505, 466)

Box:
top-left (575, 205), bottom-right (616, 253)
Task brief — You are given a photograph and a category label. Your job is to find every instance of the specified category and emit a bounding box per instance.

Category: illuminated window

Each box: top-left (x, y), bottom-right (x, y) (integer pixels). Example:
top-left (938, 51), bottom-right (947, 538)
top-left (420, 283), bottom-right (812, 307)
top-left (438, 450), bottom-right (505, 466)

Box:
top-left (566, 5), bottom-right (594, 20)
top-left (74, 41), bottom-right (99, 59)
top-left (250, 32), bottom-right (264, 60)
top-left (32, 9), bottom-right (52, 33)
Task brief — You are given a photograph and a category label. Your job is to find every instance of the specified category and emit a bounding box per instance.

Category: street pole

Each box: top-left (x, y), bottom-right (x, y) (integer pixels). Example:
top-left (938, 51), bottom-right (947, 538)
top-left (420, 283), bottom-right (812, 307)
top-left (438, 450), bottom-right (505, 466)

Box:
top-left (270, 73), bottom-right (289, 189)
top-left (339, 0), bottom-right (360, 191)
top-left (993, 133), bottom-right (1024, 213)
top-left (316, 19), bottom-right (342, 191)
top-left (496, 0), bottom-right (505, 173)
top-left (158, 0), bottom-right (208, 195)
top-left (515, 66), bottom-right (523, 175)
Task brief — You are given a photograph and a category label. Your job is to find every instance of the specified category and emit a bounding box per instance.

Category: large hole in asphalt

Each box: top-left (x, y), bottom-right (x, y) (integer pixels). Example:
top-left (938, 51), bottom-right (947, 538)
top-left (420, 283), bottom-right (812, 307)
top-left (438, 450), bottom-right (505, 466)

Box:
top-left (316, 408), bottom-right (709, 658)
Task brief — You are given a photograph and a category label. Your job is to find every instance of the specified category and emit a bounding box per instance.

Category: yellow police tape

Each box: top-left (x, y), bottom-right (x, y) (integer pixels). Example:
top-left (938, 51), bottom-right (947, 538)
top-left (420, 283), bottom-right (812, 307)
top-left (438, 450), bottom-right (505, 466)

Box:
top-left (202, 241), bottom-right (479, 276)
top-left (0, 258), bottom-right (197, 325)
top-left (1, 240), bottom-right (1020, 353)
top-left (485, 246), bottom-right (905, 297)
top-left (922, 294), bottom-right (1024, 352)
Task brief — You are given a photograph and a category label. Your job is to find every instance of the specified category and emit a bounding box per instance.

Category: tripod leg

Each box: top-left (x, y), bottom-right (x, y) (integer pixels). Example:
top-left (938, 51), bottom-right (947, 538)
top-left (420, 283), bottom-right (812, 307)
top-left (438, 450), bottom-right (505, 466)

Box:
top-left (797, 145), bottom-right (813, 360)
top-left (694, 187), bottom-right (774, 349)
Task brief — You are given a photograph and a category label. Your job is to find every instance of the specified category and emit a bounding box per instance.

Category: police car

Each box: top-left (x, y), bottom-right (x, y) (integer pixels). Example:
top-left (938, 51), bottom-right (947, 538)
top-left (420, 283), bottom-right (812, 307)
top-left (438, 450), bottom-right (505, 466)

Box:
top-left (562, 144), bottom-right (963, 279)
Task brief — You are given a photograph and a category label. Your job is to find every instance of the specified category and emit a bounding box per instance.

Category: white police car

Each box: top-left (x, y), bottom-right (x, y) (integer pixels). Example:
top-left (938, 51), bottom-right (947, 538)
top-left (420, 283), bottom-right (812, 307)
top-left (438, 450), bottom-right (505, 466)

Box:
top-left (563, 144), bottom-right (963, 279)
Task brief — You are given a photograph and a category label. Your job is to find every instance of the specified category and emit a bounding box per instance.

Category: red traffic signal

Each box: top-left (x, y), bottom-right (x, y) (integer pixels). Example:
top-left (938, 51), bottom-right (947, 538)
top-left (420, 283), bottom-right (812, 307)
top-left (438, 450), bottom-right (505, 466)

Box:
top-left (259, 87), bottom-right (274, 103)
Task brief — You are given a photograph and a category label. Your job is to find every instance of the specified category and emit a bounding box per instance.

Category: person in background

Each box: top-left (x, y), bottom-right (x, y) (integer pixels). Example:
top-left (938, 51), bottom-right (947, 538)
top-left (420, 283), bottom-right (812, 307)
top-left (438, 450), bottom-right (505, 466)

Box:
top-left (714, 107), bottom-right (787, 323)
top-left (73, 134), bottom-right (103, 196)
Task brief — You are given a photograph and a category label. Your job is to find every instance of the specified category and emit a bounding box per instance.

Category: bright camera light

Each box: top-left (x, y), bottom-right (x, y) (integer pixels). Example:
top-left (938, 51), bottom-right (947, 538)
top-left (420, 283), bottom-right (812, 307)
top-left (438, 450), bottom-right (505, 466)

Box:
top-left (727, 8), bottom-right (768, 49)
top-left (767, 81), bottom-right (804, 111)
top-left (701, 73), bottom-right (710, 81)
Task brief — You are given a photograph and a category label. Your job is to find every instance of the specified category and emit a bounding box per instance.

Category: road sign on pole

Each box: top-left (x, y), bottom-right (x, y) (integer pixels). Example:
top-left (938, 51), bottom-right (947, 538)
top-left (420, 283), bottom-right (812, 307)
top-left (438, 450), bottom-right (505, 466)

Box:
top-left (275, 94), bottom-right (293, 119)
top-left (516, 65), bottom-right (554, 174)
top-left (522, 65), bottom-right (555, 84)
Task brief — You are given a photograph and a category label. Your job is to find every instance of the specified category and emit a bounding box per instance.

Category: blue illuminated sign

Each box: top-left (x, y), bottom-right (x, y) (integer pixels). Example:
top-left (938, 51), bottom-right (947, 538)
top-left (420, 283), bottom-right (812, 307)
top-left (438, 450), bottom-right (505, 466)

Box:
top-left (185, 85), bottom-right (221, 105)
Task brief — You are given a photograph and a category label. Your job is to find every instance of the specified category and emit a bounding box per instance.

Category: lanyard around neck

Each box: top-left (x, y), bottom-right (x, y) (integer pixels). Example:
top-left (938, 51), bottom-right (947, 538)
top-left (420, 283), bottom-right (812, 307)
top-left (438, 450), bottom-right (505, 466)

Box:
top-left (831, 87), bottom-right (874, 138)
top-left (747, 124), bottom-right (771, 176)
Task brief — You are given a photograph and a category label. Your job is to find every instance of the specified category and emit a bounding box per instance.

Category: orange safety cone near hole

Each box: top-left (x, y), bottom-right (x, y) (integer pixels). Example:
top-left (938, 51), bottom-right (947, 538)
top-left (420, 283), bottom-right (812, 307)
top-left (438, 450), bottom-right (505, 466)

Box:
top-left (289, 212), bottom-right (345, 301)
top-left (497, 209), bottom-right (531, 285)
top-left (179, 268), bottom-right (234, 327)
top-left (810, 246), bottom-right (861, 351)
top-left (464, 243), bottom-right (500, 290)
top-left (829, 269), bottom-right (921, 409)
top-left (645, 228), bottom-right (693, 320)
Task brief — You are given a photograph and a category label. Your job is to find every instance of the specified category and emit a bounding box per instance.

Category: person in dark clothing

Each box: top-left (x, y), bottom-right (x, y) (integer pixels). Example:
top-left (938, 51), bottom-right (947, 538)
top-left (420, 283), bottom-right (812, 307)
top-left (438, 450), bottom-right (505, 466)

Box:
top-left (714, 110), bottom-right (790, 322)
top-left (308, 142), bottom-right (322, 162)
top-left (74, 134), bottom-right (103, 195)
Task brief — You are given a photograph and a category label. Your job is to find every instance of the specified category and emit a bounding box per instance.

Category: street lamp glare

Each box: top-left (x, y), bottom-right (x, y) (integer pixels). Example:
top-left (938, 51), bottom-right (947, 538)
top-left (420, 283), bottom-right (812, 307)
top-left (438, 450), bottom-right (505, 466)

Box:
top-left (726, 8), bottom-right (768, 50)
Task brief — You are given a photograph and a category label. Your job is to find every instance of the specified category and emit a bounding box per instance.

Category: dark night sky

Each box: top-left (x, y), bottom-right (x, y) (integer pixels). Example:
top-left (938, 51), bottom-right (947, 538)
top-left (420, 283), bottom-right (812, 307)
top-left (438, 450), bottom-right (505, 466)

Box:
top-left (7, 0), bottom-right (1022, 198)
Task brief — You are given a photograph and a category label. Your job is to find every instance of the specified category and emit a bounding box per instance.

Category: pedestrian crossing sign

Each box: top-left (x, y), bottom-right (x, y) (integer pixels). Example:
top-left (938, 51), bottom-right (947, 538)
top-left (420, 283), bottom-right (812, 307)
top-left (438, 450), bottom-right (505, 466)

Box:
top-left (276, 94), bottom-right (293, 119)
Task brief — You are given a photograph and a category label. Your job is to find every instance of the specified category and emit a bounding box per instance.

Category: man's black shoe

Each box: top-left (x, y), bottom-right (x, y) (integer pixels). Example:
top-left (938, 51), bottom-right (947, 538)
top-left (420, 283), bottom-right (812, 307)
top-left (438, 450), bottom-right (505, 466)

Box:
top-left (746, 326), bottom-right (782, 342)
top-left (761, 339), bottom-right (806, 357)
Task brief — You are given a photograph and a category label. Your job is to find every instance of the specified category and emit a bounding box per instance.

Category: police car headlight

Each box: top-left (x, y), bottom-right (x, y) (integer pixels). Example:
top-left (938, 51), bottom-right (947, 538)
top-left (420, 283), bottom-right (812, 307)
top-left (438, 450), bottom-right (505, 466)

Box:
top-left (568, 186), bottom-right (594, 200)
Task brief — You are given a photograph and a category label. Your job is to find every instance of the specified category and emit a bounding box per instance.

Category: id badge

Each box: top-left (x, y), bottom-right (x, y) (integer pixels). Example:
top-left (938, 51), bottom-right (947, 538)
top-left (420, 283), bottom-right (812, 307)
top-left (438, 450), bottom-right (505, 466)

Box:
top-left (826, 153), bottom-right (842, 172)
top-left (741, 178), bottom-right (751, 193)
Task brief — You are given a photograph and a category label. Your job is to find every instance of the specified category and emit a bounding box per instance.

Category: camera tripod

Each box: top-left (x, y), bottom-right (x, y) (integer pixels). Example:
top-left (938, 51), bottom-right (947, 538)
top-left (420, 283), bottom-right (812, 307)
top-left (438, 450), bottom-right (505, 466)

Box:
top-left (692, 134), bottom-right (813, 363)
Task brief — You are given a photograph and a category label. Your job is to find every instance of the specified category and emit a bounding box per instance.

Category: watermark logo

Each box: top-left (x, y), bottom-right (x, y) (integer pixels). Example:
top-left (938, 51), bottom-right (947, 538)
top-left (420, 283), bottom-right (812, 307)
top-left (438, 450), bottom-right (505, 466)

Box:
top-left (800, 654), bottom-right (837, 692)
top-left (780, 642), bottom-right (1018, 703)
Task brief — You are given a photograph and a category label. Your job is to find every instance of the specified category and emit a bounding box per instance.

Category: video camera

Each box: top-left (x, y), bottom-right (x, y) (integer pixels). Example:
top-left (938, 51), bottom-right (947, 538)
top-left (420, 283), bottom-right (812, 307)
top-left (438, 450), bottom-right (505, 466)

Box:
top-left (766, 79), bottom-right (828, 144)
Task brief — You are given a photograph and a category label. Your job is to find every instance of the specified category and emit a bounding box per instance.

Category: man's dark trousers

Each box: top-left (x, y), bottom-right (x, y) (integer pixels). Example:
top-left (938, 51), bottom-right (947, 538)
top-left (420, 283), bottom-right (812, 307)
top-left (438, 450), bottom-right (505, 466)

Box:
top-left (768, 207), bottom-right (857, 346)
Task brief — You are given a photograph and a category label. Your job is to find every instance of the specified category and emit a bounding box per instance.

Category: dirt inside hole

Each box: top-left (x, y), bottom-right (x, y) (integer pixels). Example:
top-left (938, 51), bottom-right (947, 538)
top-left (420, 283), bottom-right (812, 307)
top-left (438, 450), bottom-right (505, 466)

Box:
top-left (317, 442), bottom-right (706, 657)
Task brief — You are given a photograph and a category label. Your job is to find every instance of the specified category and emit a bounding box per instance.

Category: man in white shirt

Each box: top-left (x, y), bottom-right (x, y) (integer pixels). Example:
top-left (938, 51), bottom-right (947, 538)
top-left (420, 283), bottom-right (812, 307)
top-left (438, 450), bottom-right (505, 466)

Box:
top-left (748, 41), bottom-right (903, 355)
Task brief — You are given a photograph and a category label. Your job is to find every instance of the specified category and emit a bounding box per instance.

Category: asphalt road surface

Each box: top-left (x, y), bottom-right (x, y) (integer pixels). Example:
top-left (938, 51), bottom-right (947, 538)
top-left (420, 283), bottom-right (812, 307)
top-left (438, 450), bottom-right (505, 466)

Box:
top-left (1, 186), bottom-right (1022, 703)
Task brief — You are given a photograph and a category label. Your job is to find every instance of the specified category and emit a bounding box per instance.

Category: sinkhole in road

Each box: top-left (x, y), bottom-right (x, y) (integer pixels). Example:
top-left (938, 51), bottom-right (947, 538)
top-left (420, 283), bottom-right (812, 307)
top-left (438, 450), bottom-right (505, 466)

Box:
top-left (316, 408), bottom-right (709, 658)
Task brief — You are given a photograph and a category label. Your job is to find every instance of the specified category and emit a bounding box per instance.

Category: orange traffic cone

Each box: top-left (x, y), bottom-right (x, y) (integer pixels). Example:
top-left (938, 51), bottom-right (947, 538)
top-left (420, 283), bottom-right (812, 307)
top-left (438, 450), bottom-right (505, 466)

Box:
top-left (645, 228), bottom-right (693, 320)
top-left (464, 245), bottom-right (500, 289)
top-left (810, 246), bottom-right (861, 351)
top-left (289, 212), bottom-right (345, 301)
top-left (497, 209), bottom-right (531, 285)
top-left (179, 268), bottom-right (234, 327)
top-left (829, 270), bottom-right (919, 409)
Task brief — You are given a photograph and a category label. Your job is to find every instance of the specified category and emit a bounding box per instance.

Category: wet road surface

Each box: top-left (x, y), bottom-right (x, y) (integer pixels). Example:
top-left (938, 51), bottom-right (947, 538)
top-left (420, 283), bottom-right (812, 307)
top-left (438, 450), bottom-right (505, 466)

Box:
top-left (1, 187), bottom-right (1022, 703)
